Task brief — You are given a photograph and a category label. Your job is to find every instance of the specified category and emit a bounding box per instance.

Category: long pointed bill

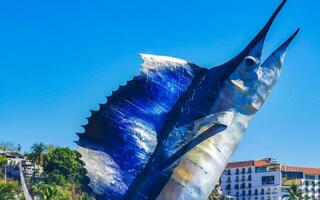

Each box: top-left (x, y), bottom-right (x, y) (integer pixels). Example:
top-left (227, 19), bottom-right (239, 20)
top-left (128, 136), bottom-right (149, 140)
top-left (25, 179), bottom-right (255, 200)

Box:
top-left (219, 0), bottom-right (288, 68)
top-left (262, 28), bottom-right (300, 70)
top-left (252, 29), bottom-right (299, 111)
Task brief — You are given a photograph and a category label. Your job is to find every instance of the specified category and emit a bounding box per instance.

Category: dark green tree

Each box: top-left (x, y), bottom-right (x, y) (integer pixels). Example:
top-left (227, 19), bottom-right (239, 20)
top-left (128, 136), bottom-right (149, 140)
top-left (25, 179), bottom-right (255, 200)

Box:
top-left (29, 143), bottom-right (47, 174)
top-left (43, 147), bottom-right (89, 195)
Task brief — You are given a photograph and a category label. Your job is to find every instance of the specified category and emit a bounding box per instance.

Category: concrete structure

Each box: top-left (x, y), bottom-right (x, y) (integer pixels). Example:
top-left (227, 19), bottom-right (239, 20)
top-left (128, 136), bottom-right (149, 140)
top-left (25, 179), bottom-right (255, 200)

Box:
top-left (221, 158), bottom-right (320, 200)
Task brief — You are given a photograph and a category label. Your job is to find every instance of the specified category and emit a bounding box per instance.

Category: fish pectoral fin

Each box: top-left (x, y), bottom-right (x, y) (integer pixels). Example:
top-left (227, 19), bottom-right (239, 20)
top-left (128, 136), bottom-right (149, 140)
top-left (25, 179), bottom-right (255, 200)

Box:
top-left (193, 111), bottom-right (234, 135)
top-left (157, 123), bottom-right (227, 171)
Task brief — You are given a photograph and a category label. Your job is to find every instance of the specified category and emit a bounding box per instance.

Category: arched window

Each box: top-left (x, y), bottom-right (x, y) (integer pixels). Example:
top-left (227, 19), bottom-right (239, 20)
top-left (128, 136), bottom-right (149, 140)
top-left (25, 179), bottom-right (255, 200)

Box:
top-left (254, 189), bottom-right (258, 195)
top-left (267, 188), bottom-right (271, 195)
top-left (242, 168), bottom-right (246, 174)
top-left (242, 175), bottom-right (246, 181)
top-left (235, 184), bottom-right (239, 190)
top-left (248, 189), bottom-right (252, 196)
top-left (241, 183), bottom-right (246, 189)
top-left (227, 177), bottom-right (231, 183)
top-left (236, 176), bottom-right (239, 182)
top-left (242, 190), bottom-right (246, 196)
top-left (261, 188), bottom-right (265, 195)
top-left (236, 168), bottom-right (240, 174)
top-left (248, 183), bottom-right (252, 188)
top-left (248, 175), bottom-right (252, 181)
top-left (273, 188), bottom-right (278, 194)
top-left (248, 167), bottom-right (252, 173)
top-left (305, 181), bottom-right (309, 186)
top-left (226, 184), bottom-right (231, 190)
top-left (228, 169), bottom-right (231, 175)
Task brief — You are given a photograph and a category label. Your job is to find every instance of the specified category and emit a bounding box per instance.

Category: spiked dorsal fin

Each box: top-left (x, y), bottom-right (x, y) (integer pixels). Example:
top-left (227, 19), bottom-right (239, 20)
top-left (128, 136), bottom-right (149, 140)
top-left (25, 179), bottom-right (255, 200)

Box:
top-left (77, 54), bottom-right (205, 199)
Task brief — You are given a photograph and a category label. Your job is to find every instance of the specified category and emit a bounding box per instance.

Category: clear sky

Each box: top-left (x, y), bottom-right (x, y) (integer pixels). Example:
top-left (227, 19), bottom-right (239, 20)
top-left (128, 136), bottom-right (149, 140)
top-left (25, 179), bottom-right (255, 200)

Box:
top-left (0, 0), bottom-right (319, 167)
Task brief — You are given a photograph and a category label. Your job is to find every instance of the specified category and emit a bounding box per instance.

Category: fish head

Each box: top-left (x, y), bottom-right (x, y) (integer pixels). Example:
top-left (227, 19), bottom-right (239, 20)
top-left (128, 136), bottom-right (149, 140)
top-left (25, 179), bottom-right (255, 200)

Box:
top-left (211, 0), bottom-right (299, 115)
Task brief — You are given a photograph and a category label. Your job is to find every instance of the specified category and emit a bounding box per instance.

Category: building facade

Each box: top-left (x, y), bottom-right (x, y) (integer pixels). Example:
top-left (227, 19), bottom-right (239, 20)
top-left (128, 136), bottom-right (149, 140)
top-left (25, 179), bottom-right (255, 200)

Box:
top-left (221, 158), bottom-right (320, 200)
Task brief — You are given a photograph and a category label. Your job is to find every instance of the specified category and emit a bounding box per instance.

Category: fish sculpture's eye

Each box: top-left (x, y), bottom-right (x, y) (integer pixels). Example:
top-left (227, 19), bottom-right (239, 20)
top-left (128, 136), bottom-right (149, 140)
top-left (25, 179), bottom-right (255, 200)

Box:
top-left (244, 56), bottom-right (258, 67)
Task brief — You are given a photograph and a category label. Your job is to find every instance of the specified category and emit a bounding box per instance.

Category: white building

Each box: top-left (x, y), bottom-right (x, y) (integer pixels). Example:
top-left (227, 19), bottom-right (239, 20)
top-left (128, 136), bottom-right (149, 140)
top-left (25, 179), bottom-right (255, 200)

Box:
top-left (220, 158), bottom-right (320, 200)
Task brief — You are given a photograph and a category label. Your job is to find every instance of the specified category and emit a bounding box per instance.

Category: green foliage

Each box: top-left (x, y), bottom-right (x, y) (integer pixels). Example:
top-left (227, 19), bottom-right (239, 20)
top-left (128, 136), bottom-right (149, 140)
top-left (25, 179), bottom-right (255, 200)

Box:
top-left (0, 154), bottom-right (7, 168)
top-left (25, 144), bottom-right (94, 199)
top-left (0, 181), bottom-right (20, 200)
top-left (44, 147), bottom-right (88, 187)
top-left (32, 183), bottom-right (72, 200)
top-left (282, 184), bottom-right (303, 200)
top-left (29, 143), bottom-right (47, 167)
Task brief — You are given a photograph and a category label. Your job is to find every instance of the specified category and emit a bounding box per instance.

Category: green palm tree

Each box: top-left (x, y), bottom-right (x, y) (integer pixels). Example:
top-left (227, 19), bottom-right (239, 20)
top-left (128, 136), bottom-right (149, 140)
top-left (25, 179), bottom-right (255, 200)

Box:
top-left (282, 184), bottom-right (303, 200)
top-left (29, 143), bottom-right (47, 174)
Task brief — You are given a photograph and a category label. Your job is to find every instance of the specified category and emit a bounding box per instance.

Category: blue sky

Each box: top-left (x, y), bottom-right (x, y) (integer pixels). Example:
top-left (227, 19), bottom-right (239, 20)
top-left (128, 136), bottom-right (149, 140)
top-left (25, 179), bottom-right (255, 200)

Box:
top-left (0, 0), bottom-right (319, 167)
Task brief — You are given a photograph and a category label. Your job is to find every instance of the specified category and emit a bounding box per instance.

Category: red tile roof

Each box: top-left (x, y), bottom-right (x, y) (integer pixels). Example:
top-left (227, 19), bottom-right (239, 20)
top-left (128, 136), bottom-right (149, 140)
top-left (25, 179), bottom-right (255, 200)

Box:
top-left (226, 160), bottom-right (269, 168)
top-left (226, 158), bottom-right (320, 175)
top-left (281, 165), bottom-right (320, 175)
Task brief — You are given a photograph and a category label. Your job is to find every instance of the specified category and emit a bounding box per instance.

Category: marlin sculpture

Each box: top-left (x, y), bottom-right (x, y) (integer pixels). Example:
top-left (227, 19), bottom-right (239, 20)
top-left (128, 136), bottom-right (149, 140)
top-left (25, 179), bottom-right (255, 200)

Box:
top-left (76, 0), bottom-right (299, 199)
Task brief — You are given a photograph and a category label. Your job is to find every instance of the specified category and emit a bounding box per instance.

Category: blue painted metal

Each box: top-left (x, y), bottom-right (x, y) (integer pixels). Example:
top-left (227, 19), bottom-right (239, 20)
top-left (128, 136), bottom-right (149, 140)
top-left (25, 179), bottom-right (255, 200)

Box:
top-left (76, 0), bottom-right (299, 199)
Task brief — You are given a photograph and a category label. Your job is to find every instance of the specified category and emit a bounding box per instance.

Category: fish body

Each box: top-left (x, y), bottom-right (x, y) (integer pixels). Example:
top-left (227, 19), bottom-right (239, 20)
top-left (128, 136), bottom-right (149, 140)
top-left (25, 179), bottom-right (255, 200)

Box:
top-left (76, 0), bottom-right (299, 199)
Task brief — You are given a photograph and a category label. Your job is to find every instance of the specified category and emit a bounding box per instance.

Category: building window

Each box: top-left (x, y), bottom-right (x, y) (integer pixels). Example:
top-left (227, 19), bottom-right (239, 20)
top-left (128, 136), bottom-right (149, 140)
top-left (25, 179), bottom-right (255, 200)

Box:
top-left (248, 167), bottom-right (252, 174)
top-left (305, 181), bottom-right (309, 186)
top-left (242, 175), bottom-right (246, 182)
top-left (236, 191), bottom-right (239, 197)
top-left (248, 175), bottom-right (252, 181)
top-left (262, 176), bottom-right (275, 185)
top-left (267, 196), bottom-right (271, 200)
top-left (305, 188), bottom-right (309, 193)
top-left (255, 167), bottom-right (267, 173)
top-left (248, 183), bottom-right (252, 188)
top-left (305, 174), bottom-right (316, 180)
top-left (254, 189), bottom-right (258, 196)
top-left (227, 169), bottom-right (231, 175)
top-left (242, 168), bottom-right (246, 174)
top-left (261, 189), bottom-right (265, 195)
top-left (226, 184), bottom-right (231, 190)
top-left (267, 188), bottom-right (271, 195)
top-left (248, 189), bottom-right (252, 196)
top-left (236, 168), bottom-right (240, 175)
top-left (312, 182), bottom-right (316, 187)
top-left (254, 197), bottom-right (258, 200)
top-left (242, 190), bottom-right (246, 196)
top-left (235, 184), bottom-right (239, 190)
top-left (227, 177), bottom-right (231, 183)
top-left (261, 197), bottom-right (264, 200)
top-left (241, 183), bottom-right (246, 189)
top-left (282, 171), bottom-right (303, 179)
top-left (236, 176), bottom-right (239, 182)
top-left (273, 188), bottom-right (278, 194)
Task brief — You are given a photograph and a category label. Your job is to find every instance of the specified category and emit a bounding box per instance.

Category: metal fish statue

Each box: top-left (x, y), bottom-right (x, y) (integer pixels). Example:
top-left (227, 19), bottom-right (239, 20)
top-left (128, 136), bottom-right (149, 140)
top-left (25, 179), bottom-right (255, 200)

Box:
top-left (76, 0), bottom-right (299, 199)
